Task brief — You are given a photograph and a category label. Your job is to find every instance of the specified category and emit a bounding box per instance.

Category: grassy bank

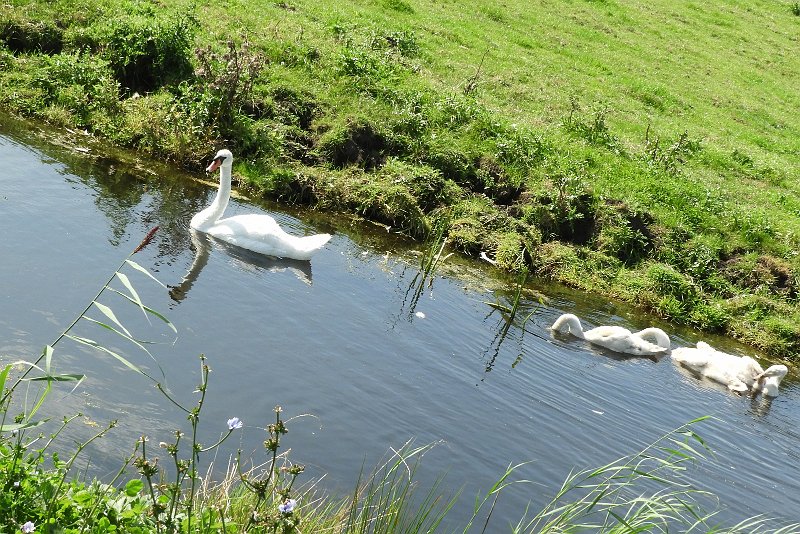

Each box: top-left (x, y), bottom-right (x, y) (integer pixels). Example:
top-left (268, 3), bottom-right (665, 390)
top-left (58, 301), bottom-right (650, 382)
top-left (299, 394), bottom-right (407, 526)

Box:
top-left (1, 0), bottom-right (799, 359)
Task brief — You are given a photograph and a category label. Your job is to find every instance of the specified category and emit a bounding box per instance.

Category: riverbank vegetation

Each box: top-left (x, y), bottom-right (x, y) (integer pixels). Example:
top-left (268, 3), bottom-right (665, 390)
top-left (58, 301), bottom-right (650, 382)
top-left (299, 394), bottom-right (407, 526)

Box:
top-left (1, 0), bottom-right (798, 359)
top-left (2, 231), bottom-right (798, 532)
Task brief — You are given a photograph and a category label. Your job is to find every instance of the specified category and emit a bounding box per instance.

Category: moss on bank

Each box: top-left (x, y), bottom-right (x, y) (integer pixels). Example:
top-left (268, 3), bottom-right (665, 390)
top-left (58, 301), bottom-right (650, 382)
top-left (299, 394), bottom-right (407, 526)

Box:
top-left (1, 0), bottom-right (798, 359)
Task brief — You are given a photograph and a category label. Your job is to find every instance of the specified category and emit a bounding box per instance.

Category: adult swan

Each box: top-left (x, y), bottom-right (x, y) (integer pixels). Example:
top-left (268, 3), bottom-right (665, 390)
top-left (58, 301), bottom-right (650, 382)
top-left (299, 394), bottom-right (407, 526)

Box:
top-left (550, 313), bottom-right (671, 356)
top-left (191, 149), bottom-right (331, 260)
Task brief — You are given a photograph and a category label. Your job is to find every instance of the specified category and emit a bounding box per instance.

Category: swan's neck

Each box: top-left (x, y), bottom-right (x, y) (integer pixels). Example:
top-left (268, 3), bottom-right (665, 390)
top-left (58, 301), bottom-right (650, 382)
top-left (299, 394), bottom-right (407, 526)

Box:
top-left (635, 328), bottom-right (671, 349)
top-left (192, 165), bottom-right (232, 229)
top-left (552, 314), bottom-right (585, 338)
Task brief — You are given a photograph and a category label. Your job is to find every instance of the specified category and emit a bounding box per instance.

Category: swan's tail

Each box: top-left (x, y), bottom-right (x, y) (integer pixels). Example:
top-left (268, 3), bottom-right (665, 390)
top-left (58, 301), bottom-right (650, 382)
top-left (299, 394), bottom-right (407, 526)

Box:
top-left (293, 233), bottom-right (332, 260)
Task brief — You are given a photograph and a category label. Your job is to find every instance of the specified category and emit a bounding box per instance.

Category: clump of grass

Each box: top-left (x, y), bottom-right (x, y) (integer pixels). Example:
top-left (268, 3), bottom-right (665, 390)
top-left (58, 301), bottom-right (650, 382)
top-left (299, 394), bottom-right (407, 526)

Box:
top-left (515, 416), bottom-right (800, 533)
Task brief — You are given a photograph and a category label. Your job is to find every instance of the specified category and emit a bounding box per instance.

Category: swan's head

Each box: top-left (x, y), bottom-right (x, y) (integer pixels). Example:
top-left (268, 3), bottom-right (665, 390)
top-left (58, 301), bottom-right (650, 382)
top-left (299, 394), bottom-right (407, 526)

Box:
top-left (551, 313), bottom-right (582, 335)
top-left (206, 149), bottom-right (233, 172)
top-left (753, 364), bottom-right (788, 397)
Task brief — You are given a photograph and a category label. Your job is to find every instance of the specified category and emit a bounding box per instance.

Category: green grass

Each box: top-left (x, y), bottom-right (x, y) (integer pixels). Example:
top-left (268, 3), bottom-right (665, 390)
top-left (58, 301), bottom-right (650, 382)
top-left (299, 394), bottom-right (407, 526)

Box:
top-left (1, 0), bottom-right (799, 358)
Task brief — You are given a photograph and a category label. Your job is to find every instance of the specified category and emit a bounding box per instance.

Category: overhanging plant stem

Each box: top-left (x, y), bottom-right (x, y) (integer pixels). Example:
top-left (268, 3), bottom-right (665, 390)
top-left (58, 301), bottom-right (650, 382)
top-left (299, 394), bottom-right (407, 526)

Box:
top-left (0, 226), bottom-right (160, 407)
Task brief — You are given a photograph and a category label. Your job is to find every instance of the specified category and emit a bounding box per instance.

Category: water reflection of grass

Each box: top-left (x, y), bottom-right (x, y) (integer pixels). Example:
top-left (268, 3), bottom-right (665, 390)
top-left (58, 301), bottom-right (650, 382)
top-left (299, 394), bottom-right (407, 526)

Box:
top-left (397, 221), bottom-right (453, 322)
top-left (482, 268), bottom-right (543, 373)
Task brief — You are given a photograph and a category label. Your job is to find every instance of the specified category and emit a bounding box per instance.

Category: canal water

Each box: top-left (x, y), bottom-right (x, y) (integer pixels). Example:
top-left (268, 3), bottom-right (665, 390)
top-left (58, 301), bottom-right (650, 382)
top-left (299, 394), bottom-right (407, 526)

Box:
top-left (1, 115), bottom-right (798, 529)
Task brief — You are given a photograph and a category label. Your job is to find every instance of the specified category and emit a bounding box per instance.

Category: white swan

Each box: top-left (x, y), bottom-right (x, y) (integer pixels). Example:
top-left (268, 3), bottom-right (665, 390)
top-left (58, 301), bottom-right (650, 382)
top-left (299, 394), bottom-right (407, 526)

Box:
top-left (190, 149), bottom-right (331, 260)
top-left (550, 313), bottom-right (671, 356)
top-left (671, 341), bottom-right (788, 397)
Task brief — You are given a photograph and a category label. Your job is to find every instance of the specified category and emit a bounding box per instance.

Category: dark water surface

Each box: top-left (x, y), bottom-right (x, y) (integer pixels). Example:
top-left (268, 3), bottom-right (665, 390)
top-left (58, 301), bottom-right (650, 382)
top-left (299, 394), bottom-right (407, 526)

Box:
top-left (2, 115), bottom-right (799, 529)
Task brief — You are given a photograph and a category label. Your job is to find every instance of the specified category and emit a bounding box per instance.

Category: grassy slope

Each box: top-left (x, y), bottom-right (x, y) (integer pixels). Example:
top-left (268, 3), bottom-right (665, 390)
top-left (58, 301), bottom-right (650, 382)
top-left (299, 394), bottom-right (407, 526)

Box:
top-left (1, 0), bottom-right (799, 358)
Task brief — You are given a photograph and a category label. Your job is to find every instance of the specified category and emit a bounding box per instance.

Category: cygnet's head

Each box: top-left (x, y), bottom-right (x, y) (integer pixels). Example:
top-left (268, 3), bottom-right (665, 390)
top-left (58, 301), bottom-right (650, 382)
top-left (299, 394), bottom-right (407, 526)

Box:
top-left (754, 365), bottom-right (789, 397)
top-left (206, 149), bottom-right (233, 172)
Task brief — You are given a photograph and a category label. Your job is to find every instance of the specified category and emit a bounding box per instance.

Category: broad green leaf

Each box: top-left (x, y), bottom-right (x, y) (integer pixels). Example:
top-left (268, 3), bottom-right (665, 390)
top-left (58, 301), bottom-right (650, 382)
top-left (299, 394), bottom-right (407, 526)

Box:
top-left (66, 335), bottom-right (153, 380)
top-left (125, 478), bottom-right (144, 496)
top-left (26, 374), bottom-right (85, 382)
top-left (482, 301), bottom-right (512, 313)
top-left (81, 316), bottom-right (157, 351)
top-left (76, 319), bottom-right (167, 381)
top-left (44, 344), bottom-right (53, 374)
top-left (0, 419), bottom-right (49, 432)
top-left (125, 259), bottom-right (167, 288)
top-left (0, 364), bottom-right (10, 395)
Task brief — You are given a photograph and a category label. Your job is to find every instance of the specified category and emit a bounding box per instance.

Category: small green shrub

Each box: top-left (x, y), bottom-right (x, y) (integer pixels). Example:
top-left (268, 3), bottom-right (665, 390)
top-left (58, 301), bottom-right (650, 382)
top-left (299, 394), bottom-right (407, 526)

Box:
top-left (369, 29), bottom-right (419, 57)
top-left (0, 15), bottom-right (62, 54)
top-left (673, 234), bottom-right (723, 286)
top-left (528, 158), bottom-right (596, 244)
top-left (721, 253), bottom-right (796, 298)
top-left (447, 196), bottom-right (510, 254)
top-left (38, 52), bottom-right (120, 127)
top-left (260, 84), bottom-right (319, 129)
top-left (194, 38), bottom-right (266, 135)
top-left (86, 8), bottom-right (198, 94)
top-left (379, 159), bottom-right (459, 211)
top-left (493, 124), bottom-right (548, 171)
top-left (689, 300), bottom-right (730, 331)
top-left (531, 241), bottom-right (580, 278)
top-left (594, 202), bottom-right (654, 264)
top-left (494, 232), bottom-right (527, 271)
top-left (430, 93), bottom-right (487, 128)
top-left (315, 117), bottom-right (389, 169)
top-left (642, 129), bottom-right (702, 175)
top-left (645, 262), bottom-right (697, 302)
top-left (421, 139), bottom-right (477, 187)
top-left (383, 0), bottom-right (415, 13)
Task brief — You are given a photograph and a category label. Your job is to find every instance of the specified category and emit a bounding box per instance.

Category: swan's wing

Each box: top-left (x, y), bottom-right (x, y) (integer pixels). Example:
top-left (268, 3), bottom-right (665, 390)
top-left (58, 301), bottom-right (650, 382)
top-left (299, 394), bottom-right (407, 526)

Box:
top-left (214, 214), bottom-right (286, 238)
top-left (671, 347), bottom-right (712, 369)
top-left (584, 325), bottom-right (629, 342)
top-left (584, 326), bottom-right (666, 355)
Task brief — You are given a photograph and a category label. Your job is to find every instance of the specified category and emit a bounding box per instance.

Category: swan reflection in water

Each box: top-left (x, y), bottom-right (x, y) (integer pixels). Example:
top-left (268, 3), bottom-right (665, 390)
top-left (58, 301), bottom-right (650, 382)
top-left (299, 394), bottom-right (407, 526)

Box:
top-left (169, 229), bottom-right (313, 303)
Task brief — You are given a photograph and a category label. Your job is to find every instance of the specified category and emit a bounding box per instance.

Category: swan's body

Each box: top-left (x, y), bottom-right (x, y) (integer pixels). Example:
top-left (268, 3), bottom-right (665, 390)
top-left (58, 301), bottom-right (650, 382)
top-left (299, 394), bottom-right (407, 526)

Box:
top-left (191, 149), bottom-right (331, 261)
top-left (550, 313), bottom-right (671, 356)
top-left (672, 341), bottom-right (788, 397)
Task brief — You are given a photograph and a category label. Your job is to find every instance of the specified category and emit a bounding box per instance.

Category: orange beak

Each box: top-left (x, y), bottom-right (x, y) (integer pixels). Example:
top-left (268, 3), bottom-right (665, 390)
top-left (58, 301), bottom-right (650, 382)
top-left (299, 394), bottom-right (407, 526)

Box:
top-left (206, 158), bottom-right (222, 173)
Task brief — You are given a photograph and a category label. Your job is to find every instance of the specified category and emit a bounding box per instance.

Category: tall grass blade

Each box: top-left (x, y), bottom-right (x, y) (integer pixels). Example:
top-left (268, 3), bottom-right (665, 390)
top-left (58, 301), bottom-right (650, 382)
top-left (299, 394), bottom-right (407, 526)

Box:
top-left (125, 259), bottom-right (168, 288)
top-left (66, 334), bottom-right (155, 380)
top-left (107, 287), bottom-right (178, 334)
top-left (91, 301), bottom-right (134, 338)
top-left (0, 364), bottom-right (10, 395)
top-left (115, 271), bottom-right (150, 322)
top-left (0, 419), bottom-right (49, 432)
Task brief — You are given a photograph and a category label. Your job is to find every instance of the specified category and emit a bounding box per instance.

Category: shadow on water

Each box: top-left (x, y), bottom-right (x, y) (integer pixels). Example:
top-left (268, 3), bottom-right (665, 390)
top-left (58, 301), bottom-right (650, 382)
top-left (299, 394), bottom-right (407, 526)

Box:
top-left (168, 230), bottom-right (313, 304)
